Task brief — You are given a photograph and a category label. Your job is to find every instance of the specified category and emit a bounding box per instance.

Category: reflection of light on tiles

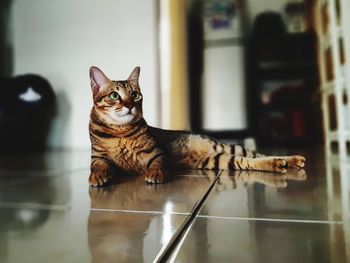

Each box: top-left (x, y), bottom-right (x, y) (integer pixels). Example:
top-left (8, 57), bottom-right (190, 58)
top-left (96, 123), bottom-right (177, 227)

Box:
top-left (162, 201), bottom-right (174, 245)
top-left (325, 155), bottom-right (350, 261)
top-left (15, 209), bottom-right (40, 225)
top-left (153, 201), bottom-right (177, 262)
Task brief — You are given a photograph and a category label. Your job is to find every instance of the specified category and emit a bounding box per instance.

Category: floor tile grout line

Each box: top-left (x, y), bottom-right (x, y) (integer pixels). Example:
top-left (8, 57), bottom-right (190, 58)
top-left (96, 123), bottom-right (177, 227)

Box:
top-left (0, 203), bottom-right (192, 216)
top-left (153, 170), bottom-right (223, 263)
top-left (197, 215), bottom-right (344, 224)
top-left (0, 202), bottom-right (344, 225)
top-left (90, 208), bottom-right (191, 216)
top-left (0, 202), bottom-right (70, 211)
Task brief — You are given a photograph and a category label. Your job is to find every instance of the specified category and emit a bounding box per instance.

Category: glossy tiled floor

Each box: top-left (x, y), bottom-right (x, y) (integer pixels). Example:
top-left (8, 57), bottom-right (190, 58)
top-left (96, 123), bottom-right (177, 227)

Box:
top-left (0, 148), bottom-right (349, 263)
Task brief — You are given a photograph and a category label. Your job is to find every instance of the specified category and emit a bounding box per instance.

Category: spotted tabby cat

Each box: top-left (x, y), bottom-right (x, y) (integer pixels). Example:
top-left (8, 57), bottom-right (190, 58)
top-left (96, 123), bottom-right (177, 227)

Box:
top-left (88, 66), bottom-right (306, 187)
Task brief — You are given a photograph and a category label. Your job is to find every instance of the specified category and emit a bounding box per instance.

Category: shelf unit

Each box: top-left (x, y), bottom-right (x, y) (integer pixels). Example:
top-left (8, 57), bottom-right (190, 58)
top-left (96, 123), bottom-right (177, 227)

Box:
top-left (249, 12), bottom-right (321, 145)
top-left (315, 0), bottom-right (350, 259)
top-left (314, 0), bottom-right (350, 157)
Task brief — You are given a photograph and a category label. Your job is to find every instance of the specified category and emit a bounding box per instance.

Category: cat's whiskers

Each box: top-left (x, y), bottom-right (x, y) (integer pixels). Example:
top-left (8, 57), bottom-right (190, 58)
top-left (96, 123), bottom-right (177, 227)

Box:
top-left (114, 107), bottom-right (133, 116)
top-left (105, 107), bottom-right (137, 125)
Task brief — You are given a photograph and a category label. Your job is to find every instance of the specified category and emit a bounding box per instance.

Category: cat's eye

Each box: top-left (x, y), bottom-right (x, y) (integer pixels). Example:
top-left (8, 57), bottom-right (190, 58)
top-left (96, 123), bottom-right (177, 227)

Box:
top-left (109, 92), bottom-right (120, 101)
top-left (131, 91), bottom-right (142, 102)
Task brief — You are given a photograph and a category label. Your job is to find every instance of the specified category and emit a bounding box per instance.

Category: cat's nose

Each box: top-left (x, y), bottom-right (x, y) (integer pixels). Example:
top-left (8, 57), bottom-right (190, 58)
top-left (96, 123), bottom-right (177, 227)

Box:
top-left (124, 104), bottom-right (133, 110)
top-left (123, 100), bottom-right (134, 109)
top-left (124, 103), bottom-right (134, 112)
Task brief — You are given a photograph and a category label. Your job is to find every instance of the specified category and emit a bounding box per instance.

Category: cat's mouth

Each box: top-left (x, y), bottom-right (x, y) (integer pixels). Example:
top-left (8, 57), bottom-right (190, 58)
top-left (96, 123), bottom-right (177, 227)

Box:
top-left (107, 111), bottom-right (136, 125)
top-left (106, 106), bottom-right (140, 125)
top-left (110, 106), bottom-right (139, 123)
top-left (115, 108), bottom-right (135, 117)
top-left (118, 113), bottom-right (134, 119)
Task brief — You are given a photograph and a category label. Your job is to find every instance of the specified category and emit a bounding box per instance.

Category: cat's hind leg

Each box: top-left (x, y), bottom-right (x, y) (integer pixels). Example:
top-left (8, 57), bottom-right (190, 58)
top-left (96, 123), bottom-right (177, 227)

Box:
top-left (247, 155), bottom-right (306, 170)
top-left (194, 153), bottom-right (289, 173)
top-left (185, 134), bottom-right (263, 158)
top-left (279, 155), bottom-right (306, 169)
top-left (228, 144), bottom-right (265, 158)
top-left (229, 156), bottom-right (289, 173)
top-left (182, 134), bottom-right (300, 172)
top-left (227, 155), bottom-right (305, 173)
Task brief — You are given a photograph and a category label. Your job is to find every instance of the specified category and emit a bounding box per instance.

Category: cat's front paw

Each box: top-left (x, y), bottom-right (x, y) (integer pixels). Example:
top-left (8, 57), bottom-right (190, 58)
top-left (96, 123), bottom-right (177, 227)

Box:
top-left (144, 168), bottom-right (168, 184)
top-left (89, 171), bottom-right (112, 187)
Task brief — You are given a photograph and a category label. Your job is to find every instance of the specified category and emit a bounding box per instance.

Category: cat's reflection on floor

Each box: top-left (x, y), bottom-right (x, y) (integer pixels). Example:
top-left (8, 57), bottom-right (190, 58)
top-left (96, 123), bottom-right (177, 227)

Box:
top-left (87, 169), bottom-right (307, 262)
top-left (219, 169), bottom-right (307, 190)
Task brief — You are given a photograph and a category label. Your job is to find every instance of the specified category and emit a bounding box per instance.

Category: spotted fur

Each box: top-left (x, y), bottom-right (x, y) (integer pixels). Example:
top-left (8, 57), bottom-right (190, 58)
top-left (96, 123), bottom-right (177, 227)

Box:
top-left (88, 66), bottom-right (306, 187)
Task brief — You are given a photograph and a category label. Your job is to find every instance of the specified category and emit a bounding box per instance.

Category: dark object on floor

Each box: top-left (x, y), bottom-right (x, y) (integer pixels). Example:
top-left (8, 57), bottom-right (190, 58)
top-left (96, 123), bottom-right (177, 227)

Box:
top-left (0, 74), bottom-right (56, 152)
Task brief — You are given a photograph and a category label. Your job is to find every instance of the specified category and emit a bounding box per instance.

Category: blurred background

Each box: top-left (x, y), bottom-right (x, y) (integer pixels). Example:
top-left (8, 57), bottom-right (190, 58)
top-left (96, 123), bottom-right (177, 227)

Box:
top-left (1, 3), bottom-right (350, 261)
top-left (0, 0), bottom-right (349, 153)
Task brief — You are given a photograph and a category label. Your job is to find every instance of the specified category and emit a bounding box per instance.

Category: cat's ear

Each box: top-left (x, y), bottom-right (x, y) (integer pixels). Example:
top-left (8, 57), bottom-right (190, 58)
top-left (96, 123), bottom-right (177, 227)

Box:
top-left (127, 66), bottom-right (140, 86)
top-left (89, 66), bottom-right (110, 95)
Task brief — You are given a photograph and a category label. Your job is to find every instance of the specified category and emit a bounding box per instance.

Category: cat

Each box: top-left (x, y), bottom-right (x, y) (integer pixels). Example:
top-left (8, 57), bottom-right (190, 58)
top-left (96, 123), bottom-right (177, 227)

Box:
top-left (88, 66), bottom-right (306, 187)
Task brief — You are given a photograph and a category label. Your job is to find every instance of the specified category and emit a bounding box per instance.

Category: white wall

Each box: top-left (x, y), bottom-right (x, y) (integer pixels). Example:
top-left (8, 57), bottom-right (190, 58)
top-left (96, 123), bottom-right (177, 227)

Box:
top-left (10, 0), bottom-right (159, 149)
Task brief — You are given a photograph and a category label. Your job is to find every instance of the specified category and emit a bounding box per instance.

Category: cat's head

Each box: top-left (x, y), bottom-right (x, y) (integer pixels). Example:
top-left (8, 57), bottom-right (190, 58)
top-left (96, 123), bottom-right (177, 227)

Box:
top-left (89, 66), bottom-right (143, 125)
